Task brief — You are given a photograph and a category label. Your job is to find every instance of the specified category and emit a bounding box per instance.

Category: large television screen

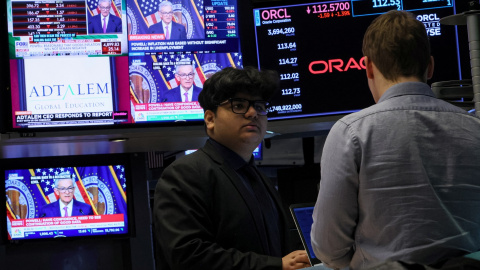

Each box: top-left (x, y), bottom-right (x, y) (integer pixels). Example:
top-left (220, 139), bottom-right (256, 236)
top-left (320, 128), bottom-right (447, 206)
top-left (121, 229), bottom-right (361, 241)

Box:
top-left (251, 0), bottom-right (467, 120)
top-left (3, 154), bottom-right (132, 241)
top-left (4, 0), bottom-right (243, 131)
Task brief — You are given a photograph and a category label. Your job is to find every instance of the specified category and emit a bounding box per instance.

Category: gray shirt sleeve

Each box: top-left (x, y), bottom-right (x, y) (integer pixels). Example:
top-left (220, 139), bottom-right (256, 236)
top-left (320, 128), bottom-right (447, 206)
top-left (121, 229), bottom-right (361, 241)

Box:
top-left (311, 120), bottom-right (359, 269)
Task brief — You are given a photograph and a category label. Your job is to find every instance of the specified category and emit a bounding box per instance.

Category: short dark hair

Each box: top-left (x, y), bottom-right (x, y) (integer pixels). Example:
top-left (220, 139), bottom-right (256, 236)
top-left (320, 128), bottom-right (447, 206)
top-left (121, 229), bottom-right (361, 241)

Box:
top-left (198, 67), bottom-right (279, 113)
top-left (362, 10), bottom-right (431, 81)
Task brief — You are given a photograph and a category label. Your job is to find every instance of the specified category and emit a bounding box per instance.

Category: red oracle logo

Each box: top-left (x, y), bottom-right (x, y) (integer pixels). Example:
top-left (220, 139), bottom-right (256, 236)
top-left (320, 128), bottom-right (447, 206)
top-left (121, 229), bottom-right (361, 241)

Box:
top-left (261, 8), bottom-right (291, 20)
top-left (309, 57), bottom-right (366, 74)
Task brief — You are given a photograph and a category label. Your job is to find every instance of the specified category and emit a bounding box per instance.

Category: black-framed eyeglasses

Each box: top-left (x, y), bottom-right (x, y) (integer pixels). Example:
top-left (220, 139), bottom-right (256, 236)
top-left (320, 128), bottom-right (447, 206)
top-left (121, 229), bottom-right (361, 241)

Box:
top-left (161, 11), bottom-right (174, 15)
top-left (217, 98), bottom-right (269, 116)
top-left (56, 186), bottom-right (74, 193)
top-left (176, 72), bottom-right (195, 79)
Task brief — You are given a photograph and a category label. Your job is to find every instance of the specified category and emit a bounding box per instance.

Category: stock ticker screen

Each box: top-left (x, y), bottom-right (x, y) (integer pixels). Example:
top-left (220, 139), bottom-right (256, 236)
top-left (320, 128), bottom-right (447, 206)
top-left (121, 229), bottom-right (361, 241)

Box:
top-left (253, 0), bottom-right (463, 120)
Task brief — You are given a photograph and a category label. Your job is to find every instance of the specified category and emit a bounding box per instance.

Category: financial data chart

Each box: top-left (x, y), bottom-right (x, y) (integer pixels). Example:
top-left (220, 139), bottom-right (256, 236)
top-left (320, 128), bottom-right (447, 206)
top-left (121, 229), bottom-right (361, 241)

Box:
top-left (253, 0), bottom-right (461, 120)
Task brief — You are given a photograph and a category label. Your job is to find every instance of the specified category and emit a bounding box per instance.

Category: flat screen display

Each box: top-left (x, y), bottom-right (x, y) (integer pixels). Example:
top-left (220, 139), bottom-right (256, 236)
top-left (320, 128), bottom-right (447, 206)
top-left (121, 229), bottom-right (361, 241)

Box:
top-left (4, 0), bottom-right (243, 130)
top-left (252, 0), bottom-right (465, 120)
top-left (4, 157), bottom-right (131, 241)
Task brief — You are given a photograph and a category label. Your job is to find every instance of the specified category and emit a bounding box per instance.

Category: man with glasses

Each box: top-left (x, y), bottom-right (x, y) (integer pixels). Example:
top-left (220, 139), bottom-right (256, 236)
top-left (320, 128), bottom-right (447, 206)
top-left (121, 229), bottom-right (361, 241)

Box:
top-left (88, 0), bottom-right (122, 34)
top-left (154, 67), bottom-right (310, 270)
top-left (149, 1), bottom-right (187, 39)
top-left (39, 173), bottom-right (94, 218)
top-left (162, 64), bottom-right (202, 102)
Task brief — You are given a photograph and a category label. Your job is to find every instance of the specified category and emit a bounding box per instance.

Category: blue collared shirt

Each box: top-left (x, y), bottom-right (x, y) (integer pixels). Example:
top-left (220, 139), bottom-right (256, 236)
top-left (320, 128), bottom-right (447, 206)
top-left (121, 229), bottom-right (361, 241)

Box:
top-left (311, 82), bottom-right (480, 269)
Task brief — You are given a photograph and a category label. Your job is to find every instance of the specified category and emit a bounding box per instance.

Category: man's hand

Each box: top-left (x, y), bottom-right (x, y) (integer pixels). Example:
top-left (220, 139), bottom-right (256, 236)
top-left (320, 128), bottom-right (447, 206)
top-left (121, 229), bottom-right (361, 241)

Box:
top-left (282, 250), bottom-right (311, 270)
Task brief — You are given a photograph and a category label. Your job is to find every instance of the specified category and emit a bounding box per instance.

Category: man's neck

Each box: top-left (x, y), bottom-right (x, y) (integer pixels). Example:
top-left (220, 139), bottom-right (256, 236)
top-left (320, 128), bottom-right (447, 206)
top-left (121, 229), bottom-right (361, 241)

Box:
top-left (181, 85), bottom-right (193, 92)
top-left (60, 200), bottom-right (71, 207)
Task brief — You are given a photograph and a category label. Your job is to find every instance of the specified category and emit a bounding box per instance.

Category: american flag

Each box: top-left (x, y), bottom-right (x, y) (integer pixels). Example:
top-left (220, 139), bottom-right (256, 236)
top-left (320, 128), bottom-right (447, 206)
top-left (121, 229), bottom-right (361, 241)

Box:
top-left (111, 165), bottom-right (128, 198)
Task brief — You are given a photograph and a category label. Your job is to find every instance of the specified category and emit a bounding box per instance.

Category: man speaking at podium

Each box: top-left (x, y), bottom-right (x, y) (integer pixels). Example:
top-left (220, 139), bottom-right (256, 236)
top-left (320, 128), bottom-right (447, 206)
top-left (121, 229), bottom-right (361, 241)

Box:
top-left (148, 1), bottom-right (187, 39)
top-left (39, 174), bottom-right (94, 218)
top-left (88, 0), bottom-right (123, 34)
top-left (162, 63), bottom-right (202, 102)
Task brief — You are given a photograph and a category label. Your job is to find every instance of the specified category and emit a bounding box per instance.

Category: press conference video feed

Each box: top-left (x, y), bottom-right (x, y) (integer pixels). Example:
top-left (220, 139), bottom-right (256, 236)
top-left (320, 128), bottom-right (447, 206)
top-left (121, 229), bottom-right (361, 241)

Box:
top-left (7, 0), bottom-right (128, 58)
top-left (5, 165), bottom-right (129, 240)
top-left (126, 0), bottom-right (243, 123)
top-left (129, 52), bottom-right (242, 122)
top-left (6, 0), bottom-right (244, 128)
top-left (253, 0), bottom-right (463, 120)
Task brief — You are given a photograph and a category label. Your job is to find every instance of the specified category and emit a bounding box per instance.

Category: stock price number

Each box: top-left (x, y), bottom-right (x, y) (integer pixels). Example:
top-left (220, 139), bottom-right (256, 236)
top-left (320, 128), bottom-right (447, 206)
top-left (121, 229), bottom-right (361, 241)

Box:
top-left (269, 104), bottom-right (303, 113)
top-left (280, 73), bottom-right (299, 80)
top-left (372, 0), bottom-right (401, 9)
top-left (277, 42), bottom-right (296, 50)
top-left (268, 27), bottom-right (295, 36)
top-left (278, 57), bottom-right (297, 66)
top-left (308, 1), bottom-right (351, 13)
top-left (281, 88), bottom-right (301, 96)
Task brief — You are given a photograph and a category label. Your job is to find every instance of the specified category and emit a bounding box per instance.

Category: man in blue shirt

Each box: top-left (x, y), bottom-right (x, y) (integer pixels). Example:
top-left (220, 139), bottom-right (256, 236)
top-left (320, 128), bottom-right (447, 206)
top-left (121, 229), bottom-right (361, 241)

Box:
top-left (311, 10), bottom-right (480, 270)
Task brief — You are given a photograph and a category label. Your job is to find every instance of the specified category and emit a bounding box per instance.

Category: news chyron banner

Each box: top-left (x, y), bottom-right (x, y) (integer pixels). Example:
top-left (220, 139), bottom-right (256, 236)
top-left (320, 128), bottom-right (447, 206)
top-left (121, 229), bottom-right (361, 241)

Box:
top-left (5, 165), bottom-right (128, 239)
top-left (129, 52), bottom-right (242, 122)
top-left (10, 56), bottom-right (132, 127)
top-left (7, 0), bottom-right (128, 58)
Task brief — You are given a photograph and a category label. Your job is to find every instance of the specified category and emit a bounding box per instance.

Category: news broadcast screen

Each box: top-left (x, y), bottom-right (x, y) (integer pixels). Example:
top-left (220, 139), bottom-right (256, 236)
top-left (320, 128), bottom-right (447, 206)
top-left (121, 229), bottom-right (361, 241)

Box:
top-left (126, 0), bottom-right (243, 123)
top-left (5, 0), bottom-right (245, 130)
top-left (129, 52), bottom-right (242, 122)
top-left (9, 56), bottom-right (133, 128)
top-left (7, 0), bottom-right (128, 58)
top-left (5, 164), bottom-right (129, 240)
top-left (253, 0), bottom-right (464, 120)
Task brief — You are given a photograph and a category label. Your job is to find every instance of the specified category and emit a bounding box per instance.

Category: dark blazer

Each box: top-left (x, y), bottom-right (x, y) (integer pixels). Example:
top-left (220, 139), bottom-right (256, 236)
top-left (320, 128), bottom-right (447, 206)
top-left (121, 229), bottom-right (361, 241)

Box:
top-left (163, 85), bottom-right (202, 102)
top-left (153, 140), bottom-right (296, 270)
top-left (148, 21), bottom-right (187, 39)
top-left (39, 199), bottom-right (94, 218)
top-left (88, 14), bottom-right (122, 34)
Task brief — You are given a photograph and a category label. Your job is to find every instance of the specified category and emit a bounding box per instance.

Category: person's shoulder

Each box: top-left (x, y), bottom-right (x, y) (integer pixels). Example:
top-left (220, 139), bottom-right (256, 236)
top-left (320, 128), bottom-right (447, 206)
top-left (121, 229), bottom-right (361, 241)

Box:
top-left (41, 200), bottom-right (57, 208)
top-left (90, 14), bottom-right (101, 21)
top-left (111, 14), bottom-right (121, 21)
top-left (74, 199), bottom-right (91, 207)
top-left (165, 87), bottom-right (180, 96)
top-left (148, 23), bottom-right (162, 32)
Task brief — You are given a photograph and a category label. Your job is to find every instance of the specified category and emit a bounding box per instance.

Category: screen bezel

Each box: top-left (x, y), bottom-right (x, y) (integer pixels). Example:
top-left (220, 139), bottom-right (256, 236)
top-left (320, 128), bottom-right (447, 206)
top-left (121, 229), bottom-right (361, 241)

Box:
top-left (0, 153), bottom-right (135, 244)
top-left (240, 0), bottom-right (472, 124)
top-left (1, 0), bottom-right (247, 133)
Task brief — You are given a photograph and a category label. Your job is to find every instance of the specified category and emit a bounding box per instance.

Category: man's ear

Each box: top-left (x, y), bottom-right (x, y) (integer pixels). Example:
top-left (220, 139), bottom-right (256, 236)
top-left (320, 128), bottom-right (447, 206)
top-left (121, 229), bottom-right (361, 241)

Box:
top-left (427, 56), bottom-right (434, 80)
top-left (204, 110), bottom-right (215, 132)
top-left (365, 56), bottom-right (374, 79)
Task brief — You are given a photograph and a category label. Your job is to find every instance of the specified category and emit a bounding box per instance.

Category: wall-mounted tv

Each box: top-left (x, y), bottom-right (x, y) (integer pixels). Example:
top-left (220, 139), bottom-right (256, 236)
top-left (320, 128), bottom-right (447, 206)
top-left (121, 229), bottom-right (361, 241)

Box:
top-left (250, 0), bottom-right (469, 121)
top-left (2, 154), bottom-right (132, 241)
top-left (4, 0), bottom-right (244, 131)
